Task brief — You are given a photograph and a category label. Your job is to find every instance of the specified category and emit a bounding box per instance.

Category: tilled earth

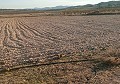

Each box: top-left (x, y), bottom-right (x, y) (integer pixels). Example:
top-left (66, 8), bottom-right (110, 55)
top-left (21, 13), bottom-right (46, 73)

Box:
top-left (0, 15), bottom-right (120, 83)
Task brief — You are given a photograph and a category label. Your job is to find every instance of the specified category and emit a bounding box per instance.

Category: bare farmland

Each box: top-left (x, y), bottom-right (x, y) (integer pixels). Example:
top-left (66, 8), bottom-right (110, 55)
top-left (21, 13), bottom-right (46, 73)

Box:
top-left (0, 15), bottom-right (120, 83)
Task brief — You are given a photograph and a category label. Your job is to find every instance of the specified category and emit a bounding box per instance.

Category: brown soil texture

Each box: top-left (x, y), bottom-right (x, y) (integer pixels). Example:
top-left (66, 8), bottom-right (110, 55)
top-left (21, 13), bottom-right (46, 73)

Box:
top-left (0, 15), bottom-right (120, 83)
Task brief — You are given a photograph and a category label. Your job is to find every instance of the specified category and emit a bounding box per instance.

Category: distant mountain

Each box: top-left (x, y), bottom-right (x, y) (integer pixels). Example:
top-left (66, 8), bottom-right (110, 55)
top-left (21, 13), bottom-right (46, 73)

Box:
top-left (95, 1), bottom-right (120, 8)
top-left (33, 1), bottom-right (120, 11)
top-left (66, 1), bottom-right (120, 10)
top-left (26, 1), bottom-right (120, 11)
top-left (34, 6), bottom-right (71, 10)
top-left (67, 4), bottom-right (94, 10)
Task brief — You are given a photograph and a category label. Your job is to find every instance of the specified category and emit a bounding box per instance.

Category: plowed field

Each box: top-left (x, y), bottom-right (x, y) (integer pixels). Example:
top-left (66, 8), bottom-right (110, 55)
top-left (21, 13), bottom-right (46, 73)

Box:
top-left (0, 15), bottom-right (120, 83)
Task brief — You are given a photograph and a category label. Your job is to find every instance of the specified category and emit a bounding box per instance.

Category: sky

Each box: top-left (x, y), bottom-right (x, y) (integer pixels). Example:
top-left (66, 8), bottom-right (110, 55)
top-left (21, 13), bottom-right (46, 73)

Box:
top-left (0, 0), bottom-right (118, 9)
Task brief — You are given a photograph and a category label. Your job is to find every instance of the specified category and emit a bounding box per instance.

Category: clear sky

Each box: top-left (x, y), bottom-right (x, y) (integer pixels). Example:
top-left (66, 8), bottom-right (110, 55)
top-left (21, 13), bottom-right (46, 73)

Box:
top-left (0, 0), bottom-right (118, 9)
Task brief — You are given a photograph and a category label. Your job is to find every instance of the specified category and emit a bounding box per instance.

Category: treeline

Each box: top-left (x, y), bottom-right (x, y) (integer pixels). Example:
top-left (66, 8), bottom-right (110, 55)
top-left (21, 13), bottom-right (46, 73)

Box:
top-left (58, 8), bottom-right (120, 16)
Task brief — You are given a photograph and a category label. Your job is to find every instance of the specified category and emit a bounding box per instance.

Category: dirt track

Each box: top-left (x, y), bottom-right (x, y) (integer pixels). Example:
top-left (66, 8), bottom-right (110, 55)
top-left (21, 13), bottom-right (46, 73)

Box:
top-left (0, 15), bottom-right (120, 83)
